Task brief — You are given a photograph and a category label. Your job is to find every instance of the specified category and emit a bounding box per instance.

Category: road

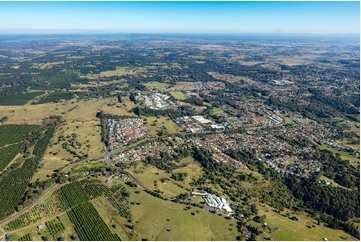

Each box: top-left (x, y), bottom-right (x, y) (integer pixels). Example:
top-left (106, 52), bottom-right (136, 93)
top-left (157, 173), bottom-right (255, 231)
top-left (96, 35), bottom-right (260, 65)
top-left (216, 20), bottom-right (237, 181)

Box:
top-left (0, 145), bottom-right (148, 226)
top-left (103, 148), bottom-right (149, 191)
top-left (0, 183), bottom-right (59, 226)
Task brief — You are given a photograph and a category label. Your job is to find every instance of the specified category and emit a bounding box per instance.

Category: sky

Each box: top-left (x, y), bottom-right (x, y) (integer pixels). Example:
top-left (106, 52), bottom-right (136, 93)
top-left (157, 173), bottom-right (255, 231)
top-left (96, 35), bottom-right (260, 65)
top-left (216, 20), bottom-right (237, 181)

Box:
top-left (0, 1), bottom-right (359, 34)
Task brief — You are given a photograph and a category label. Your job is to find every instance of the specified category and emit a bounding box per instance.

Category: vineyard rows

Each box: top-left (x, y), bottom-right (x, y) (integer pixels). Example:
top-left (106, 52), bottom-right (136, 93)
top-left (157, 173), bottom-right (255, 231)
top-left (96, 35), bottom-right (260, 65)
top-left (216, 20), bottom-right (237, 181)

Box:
top-left (108, 197), bottom-right (131, 219)
top-left (57, 182), bottom-right (89, 209)
top-left (5, 203), bottom-right (58, 231)
top-left (17, 233), bottom-right (31, 241)
top-left (0, 144), bottom-right (20, 171)
top-left (0, 124), bottom-right (38, 148)
top-left (45, 219), bottom-right (65, 236)
top-left (67, 202), bottom-right (120, 241)
top-left (0, 124), bottom-right (56, 220)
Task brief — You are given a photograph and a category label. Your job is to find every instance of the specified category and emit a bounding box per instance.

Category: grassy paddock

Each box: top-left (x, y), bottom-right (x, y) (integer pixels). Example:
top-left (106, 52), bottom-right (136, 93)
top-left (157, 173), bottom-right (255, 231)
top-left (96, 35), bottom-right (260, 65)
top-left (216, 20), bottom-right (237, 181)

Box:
top-left (256, 204), bottom-right (356, 241)
top-left (0, 97), bottom-right (135, 124)
top-left (145, 116), bottom-right (181, 136)
top-left (129, 189), bottom-right (238, 241)
top-left (170, 91), bottom-right (187, 100)
top-left (144, 82), bottom-right (171, 91)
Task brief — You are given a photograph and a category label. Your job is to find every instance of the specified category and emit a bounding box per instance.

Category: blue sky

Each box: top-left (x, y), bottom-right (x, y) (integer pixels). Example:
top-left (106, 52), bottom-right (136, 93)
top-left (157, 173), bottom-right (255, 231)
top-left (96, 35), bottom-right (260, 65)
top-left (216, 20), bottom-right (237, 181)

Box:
top-left (0, 1), bottom-right (359, 34)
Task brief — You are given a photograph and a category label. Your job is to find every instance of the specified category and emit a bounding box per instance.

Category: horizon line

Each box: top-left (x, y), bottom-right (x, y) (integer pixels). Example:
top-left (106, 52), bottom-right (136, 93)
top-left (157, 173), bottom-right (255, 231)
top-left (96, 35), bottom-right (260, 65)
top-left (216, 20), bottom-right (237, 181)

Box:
top-left (0, 32), bottom-right (359, 36)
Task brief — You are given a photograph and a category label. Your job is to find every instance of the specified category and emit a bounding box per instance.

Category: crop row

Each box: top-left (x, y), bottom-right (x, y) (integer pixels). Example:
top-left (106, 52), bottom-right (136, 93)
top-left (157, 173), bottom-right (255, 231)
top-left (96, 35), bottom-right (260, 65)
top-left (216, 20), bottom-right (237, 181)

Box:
top-left (0, 124), bottom-right (38, 148)
top-left (108, 197), bottom-right (131, 219)
top-left (5, 203), bottom-right (57, 231)
top-left (58, 182), bottom-right (89, 209)
top-left (0, 144), bottom-right (20, 171)
top-left (67, 202), bottom-right (120, 241)
top-left (0, 124), bottom-right (56, 220)
top-left (17, 233), bottom-right (31, 241)
top-left (45, 219), bottom-right (65, 236)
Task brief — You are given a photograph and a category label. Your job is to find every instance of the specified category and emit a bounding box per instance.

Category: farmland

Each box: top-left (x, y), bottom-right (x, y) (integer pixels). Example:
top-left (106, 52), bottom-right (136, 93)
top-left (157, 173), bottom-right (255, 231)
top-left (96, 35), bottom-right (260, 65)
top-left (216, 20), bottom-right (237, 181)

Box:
top-left (82, 66), bottom-right (144, 78)
top-left (0, 123), bottom-right (56, 220)
top-left (0, 97), bottom-right (136, 125)
top-left (256, 205), bottom-right (357, 241)
top-left (0, 91), bottom-right (45, 106)
top-left (170, 91), bottom-right (187, 100)
top-left (0, 124), bottom-right (38, 147)
top-left (144, 81), bottom-right (171, 91)
top-left (0, 33), bottom-right (359, 241)
top-left (67, 201), bottom-right (120, 241)
top-left (145, 116), bottom-right (181, 136)
top-left (0, 144), bottom-right (20, 171)
top-left (129, 189), bottom-right (239, 241)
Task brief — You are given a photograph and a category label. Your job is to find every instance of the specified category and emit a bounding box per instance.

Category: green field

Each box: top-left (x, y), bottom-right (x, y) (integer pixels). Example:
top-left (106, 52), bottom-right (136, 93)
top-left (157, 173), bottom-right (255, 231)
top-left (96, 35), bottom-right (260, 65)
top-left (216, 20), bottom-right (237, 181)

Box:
top-left (129, 189), bottom-right (239, 241)
top-left (82, 66), bottom-right (144, 79)
top-left (128, 157), bottom-right (202, 197)
top-left (211, 107), bottom-right (224, 115)
top-left (128, 164), bottom-right (186, 197)
top-left (256, 205), bottom-right (356, 241)
top-left (145, 116), bottom-right (181, 136)
top-left (0, 97), bottom-right (136, 125)
top-left (167, 82), bottom-right (196, 91)
top-left (170, 91), bottom-right (187, 100)
top-left (144, 82), bottom-right (171, 91)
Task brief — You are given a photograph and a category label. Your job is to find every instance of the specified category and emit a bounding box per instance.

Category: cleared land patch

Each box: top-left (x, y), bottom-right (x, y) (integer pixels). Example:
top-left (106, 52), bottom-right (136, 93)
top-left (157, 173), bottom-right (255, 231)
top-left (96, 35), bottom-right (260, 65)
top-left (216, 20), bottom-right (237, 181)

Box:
top-left (169, 91), bottom-right (187, 100)
top-left (82, 67), bottom-right (144, 79)
top-left (256, 204), bottom-right (356, 241)
top-left (0, 97), bottom-right (135, 125)
top-left (144, 82), bottom-right (171, 91)
top-left (129, 189), bottom-right (238, 241)
top-left (145, 116), bottom-right (181, 136)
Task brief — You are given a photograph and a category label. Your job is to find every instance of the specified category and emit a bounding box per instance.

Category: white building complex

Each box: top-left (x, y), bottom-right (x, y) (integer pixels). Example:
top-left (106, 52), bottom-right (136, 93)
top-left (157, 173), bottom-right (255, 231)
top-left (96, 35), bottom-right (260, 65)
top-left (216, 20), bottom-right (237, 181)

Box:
top-left (192, 192), bottom-right (233, 212)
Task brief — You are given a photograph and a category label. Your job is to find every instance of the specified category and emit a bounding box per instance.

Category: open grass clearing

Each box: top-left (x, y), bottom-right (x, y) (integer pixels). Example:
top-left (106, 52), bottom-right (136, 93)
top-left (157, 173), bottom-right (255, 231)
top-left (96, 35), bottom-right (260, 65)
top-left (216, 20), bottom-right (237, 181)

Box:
top-left (256, 204), bottom-right (356, 241)
top-left (32, 120), bottom-right (103, 181)
top-left (70, 80), bottom-right (127, 89)
top-left (129, 189), bottom-right (238, 241)
top-left (32, 158), bottom-right (69, 182)
top-left (167, 82), bottom-right (196, 91)
top-left (144, 82), bottom-right (171, 91)
top-left (145, 116), bottom-right (181, 136)
top-left (211, 107), bottom-right (224, 115)
top-left (169, 91), bottom-right (187, 100)
top-left (128, 163), bottom-right (187, 197)
top-left (0, 97), bottom-right (135, 125)
top-left (319, 175), bottom-right (350, 190)
top-left (81, 67), bottom-right (144, 79)
top-left (72, 160), bottom-right (106, 172)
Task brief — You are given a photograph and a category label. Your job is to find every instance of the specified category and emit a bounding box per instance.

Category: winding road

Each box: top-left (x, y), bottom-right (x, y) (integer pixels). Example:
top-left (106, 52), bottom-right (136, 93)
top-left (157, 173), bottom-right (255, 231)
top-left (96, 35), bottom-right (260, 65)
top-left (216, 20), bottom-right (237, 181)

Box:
top-left (0, 183), bottom-right (59, 226)
top-left (0, 145), bottom-right (149, 226)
